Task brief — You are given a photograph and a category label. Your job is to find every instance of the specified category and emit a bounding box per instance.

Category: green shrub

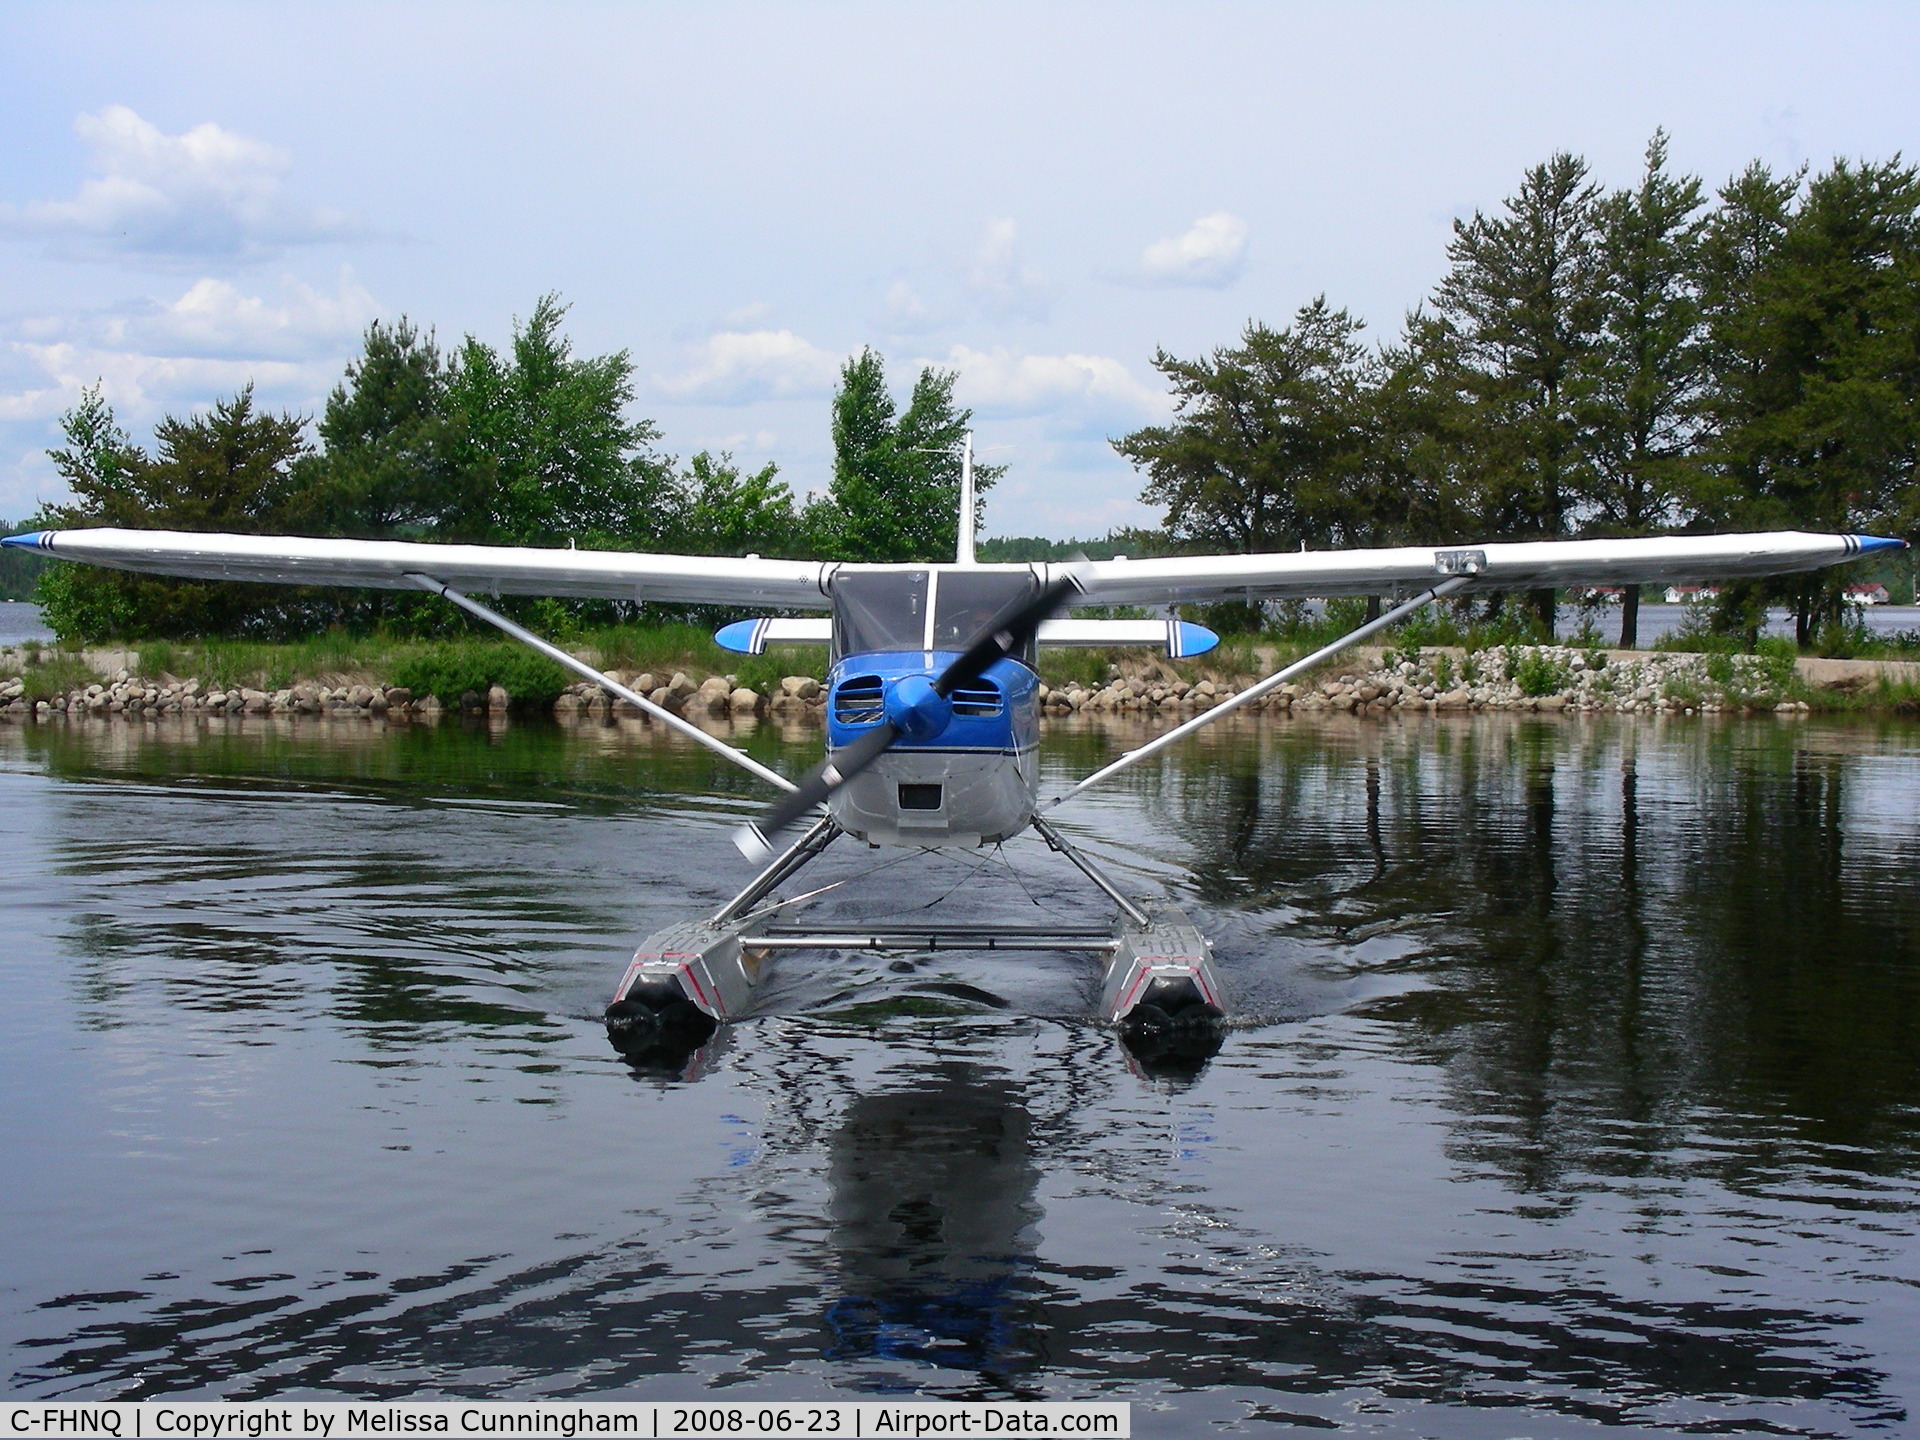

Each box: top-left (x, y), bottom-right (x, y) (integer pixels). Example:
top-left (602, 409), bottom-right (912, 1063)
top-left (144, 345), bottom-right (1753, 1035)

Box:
top-left (1814, 612), bottom-right (1874, 659)
top-left (1512, 647), bottom-right (1571, 697)
top-left (390, 642), bottom-right (566, 708)
top-left (587, 621), bottom-right (736, 676)
top-left (732, 653), bottom-right (787, 695)
top-left (1038, 648), bottom-right (1114, 690)
top-left (20, 653), bottom-right (98, 702)
top-left (1754, 633), bottom-right (1797, 667)
top-left (1568, 616), bottom-right (1605, 649)
top-left (35, 562), bottom-right (136, 646)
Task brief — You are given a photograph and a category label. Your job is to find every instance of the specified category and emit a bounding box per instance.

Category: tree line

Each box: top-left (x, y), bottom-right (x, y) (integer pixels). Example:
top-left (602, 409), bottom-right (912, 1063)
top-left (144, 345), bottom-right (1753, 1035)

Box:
top-left (32, 296), bottom-right (994, 640)
top-left (24, 135), bottom-right (1920, 646)
top-left (1112, 133), bottom-right (1920, 646)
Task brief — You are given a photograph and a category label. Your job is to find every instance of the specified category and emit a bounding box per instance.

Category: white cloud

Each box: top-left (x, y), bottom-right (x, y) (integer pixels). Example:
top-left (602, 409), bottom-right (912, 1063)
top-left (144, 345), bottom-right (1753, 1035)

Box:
top-left (1135, 212), bottom-right (1249, 287)
top-left (883, 279), bottom-right (935, 332)
top-left (658, 329), bottom-right (845, 404)
top-left (931, 345), bottom-right (1167, 426)
top-left (0, 106), bottom-right (357, 264)
top-left (2, 340), bottom-right (328, 425)
top-left (0, 270), bottom-right (382, 515)
top-left (0, 270), bottom-right (378, 421)
top-left (966, 219), bottom-right (1053, 319)
top-left (128, 269), bottom-right (380, 359)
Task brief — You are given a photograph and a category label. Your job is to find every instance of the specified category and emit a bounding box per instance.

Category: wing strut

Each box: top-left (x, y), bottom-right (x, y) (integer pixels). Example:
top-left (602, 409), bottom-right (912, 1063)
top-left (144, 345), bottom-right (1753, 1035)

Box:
top-left (407, 573), bottom-right (798, 794)
top-left (1041, 576), bottom-right (1472, 812)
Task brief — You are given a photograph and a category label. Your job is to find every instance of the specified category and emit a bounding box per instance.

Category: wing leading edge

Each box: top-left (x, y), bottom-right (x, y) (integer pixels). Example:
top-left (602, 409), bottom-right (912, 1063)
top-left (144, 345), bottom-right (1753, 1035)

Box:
top-left (1056, 532), bottom-right (1906, 605)
top-left (3, 526), bottom-right (1903, 609)
top-left (3, 527), bottom-right (831, 609)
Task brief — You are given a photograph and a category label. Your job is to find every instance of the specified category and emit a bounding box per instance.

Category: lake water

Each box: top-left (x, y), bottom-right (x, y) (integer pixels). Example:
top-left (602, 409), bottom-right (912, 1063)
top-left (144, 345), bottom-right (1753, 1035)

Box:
top-left (0, 601), bottom-right (54, 647)
top-left (2, 710), bottom-right (1917, 1435)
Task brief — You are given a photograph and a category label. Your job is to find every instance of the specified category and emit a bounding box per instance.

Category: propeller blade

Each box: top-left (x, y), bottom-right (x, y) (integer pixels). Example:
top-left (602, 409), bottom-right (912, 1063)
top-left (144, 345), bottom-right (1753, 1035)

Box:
top-left (734, 721), bottom-right (898, 858)
top-left (733, 568), bottom-right (1083, 861)
top-left (931, 572), bottom-right (1082, 698)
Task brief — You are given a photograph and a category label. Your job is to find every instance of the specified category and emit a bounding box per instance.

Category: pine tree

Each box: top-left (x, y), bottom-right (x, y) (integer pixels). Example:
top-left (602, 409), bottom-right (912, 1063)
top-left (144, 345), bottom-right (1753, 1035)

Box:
top-left (1574, 131), bottom-right (1710, 646)
top-left (298, 318), bottom-right (457, 538)
top-left (1432, 153), bottom-right (1606, 632)
top-left (1700, 159), bottom-right (1920, 641)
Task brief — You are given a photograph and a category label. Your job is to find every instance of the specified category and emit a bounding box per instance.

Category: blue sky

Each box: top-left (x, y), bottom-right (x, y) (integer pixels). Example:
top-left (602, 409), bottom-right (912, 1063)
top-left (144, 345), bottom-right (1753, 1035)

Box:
top-left (2, 2), bottom-right (1917, 537)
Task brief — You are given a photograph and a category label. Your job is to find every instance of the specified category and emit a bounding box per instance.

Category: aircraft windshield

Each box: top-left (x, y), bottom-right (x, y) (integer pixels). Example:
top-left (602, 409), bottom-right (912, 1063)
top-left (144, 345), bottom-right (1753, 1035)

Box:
top-left (830, 569), bottom-right (1040, 659)
top-left (832, 570), bottom-right (928, 655)
top-left (931, 571), bottom-right (1038, 650)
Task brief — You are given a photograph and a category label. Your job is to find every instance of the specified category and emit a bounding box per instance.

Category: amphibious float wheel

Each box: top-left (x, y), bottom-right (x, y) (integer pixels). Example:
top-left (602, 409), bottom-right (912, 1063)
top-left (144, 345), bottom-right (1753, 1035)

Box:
top-left (603, 997), bottom-right (662, 1055)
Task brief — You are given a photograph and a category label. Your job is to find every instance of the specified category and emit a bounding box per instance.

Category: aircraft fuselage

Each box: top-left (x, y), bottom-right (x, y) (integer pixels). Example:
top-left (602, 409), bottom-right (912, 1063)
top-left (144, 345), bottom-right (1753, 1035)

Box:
top-left (820, 564), bottom-right (1047, 848)
top-left (825, 648), bottom-right (1042, 847)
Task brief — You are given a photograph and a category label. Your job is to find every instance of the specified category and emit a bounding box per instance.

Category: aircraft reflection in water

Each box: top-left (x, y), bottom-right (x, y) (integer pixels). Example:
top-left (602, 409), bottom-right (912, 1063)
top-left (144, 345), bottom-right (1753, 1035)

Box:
top-left (822, 1067), bottom-right (1041, 1380)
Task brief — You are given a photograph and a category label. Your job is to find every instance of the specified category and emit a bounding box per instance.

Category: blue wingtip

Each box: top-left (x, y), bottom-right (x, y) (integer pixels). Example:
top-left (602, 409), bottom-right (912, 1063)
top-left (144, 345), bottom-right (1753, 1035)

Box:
top-left (714, 619), bottom-right (764, 655)
top-left (1173, 621), bottom-right (1219, 658)
top-left (1853, 534), bottom-right (1909, 555)
top-left (1, 531), bottom-right (48, 551)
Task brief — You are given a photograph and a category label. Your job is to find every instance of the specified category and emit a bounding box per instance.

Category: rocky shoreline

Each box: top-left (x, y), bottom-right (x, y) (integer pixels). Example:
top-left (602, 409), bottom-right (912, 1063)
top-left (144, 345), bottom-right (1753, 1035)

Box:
top-left (3, 640), bottom-right (1914, 724)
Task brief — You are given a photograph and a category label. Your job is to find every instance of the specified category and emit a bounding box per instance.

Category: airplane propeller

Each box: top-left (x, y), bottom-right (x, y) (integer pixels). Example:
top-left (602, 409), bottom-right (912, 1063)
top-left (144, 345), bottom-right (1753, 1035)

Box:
top-left (733, 571), bottom-right (1083, 860)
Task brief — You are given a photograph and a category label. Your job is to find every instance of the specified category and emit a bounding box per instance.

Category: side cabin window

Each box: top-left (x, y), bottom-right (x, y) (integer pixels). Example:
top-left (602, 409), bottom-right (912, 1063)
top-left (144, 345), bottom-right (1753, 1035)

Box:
top-left (829, 568), bottom-right (1040, 664)
top-left (831, 570), bottom-right (928, 658)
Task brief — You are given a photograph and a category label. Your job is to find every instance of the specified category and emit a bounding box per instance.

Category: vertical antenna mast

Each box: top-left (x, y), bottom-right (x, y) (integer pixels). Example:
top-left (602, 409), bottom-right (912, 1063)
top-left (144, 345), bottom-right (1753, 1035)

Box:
top-left (957, 431), bottom-right (977, 566)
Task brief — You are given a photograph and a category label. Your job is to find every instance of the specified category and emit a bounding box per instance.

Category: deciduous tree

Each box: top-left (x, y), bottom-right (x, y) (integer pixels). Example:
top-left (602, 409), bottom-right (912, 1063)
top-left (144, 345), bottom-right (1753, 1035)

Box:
top-left (815, 349), bottom-right (1000, 561)
top-left (1113, 299), bottom-right (1378, 555)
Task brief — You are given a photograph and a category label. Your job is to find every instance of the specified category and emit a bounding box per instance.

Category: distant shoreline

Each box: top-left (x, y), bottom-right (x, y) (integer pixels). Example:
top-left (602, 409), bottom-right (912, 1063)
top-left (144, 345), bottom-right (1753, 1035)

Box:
top-left (5, 638), bottom-right (1917, 722)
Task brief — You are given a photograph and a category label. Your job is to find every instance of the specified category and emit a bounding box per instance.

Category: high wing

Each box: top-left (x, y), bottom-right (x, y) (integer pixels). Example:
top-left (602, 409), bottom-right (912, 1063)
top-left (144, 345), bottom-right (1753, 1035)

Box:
top-left (1058, 532), bottom-right (1905, 605)
top-left (4, 526), bottom-right (1903, 608)
top-left (4, 527), bottom-right (830, 609)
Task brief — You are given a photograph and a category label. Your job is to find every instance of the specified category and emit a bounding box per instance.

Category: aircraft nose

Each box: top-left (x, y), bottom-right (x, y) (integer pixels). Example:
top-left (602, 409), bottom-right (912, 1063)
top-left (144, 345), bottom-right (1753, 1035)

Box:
top-left (883, 674), bottom-right (953, 741)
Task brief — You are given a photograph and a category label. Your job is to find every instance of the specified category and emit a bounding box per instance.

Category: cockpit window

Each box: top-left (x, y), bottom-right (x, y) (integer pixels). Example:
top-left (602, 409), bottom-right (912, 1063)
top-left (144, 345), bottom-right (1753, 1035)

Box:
top-left (931, 571), bottom-right (1039, 650)
top-left (830, 568), bottom-right (1041, 661)
top-left (831, 570), bottom-right (928, 656)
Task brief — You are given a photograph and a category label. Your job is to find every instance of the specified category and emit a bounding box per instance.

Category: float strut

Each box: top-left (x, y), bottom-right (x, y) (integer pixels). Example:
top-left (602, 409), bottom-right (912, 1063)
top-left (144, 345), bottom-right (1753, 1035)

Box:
top-left (712, 814), bottom-right (842, 924)
top-left (1030, 814), bottom-right (1151, 928)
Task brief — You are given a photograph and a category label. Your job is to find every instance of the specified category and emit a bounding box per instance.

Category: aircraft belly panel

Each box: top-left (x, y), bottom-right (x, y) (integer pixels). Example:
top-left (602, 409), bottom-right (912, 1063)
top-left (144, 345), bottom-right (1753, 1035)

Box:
top-left (829, 748), bottom-right (1035, 848)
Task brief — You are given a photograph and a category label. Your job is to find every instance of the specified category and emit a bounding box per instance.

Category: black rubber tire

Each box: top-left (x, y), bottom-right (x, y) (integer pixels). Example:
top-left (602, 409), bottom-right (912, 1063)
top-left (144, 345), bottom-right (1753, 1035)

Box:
top-left (604, 998), bottom-right (662, 1052)
top-left (1122, 1002), bottom-right (1175, 1037)
top-left (655, 999), bottom-right (718, 1043)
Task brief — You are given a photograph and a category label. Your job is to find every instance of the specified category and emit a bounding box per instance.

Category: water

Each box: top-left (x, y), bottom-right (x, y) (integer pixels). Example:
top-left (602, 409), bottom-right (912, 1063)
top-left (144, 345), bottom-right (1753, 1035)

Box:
top-left (0, 601), bottom-right (53, 648)
top-left (2, 710), bottom-right (1918, 1435)
top-left (1594, 602), bottom-right (1919, 644)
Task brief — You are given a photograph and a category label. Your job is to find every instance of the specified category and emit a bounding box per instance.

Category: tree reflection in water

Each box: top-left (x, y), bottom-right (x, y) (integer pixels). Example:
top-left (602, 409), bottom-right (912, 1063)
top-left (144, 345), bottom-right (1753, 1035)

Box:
top-left (1143, 714), bottom-right (1920, 1187)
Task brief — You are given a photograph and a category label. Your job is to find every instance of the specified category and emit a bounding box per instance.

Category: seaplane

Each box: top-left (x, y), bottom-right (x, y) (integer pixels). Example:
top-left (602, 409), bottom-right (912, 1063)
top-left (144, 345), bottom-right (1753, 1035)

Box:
top-left (7, 439), bottom-right (1905, 1066)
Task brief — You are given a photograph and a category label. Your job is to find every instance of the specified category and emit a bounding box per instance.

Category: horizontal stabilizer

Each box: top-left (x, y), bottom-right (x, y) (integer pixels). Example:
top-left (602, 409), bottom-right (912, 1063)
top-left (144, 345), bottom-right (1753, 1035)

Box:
top-left (716, 616), bottom-right (1219, 657)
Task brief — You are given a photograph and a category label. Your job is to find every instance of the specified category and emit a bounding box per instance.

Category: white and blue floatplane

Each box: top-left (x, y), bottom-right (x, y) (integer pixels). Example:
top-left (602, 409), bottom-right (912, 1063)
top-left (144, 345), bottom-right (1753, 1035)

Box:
top-left (7, 438), bottom-right (1904, 1065)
